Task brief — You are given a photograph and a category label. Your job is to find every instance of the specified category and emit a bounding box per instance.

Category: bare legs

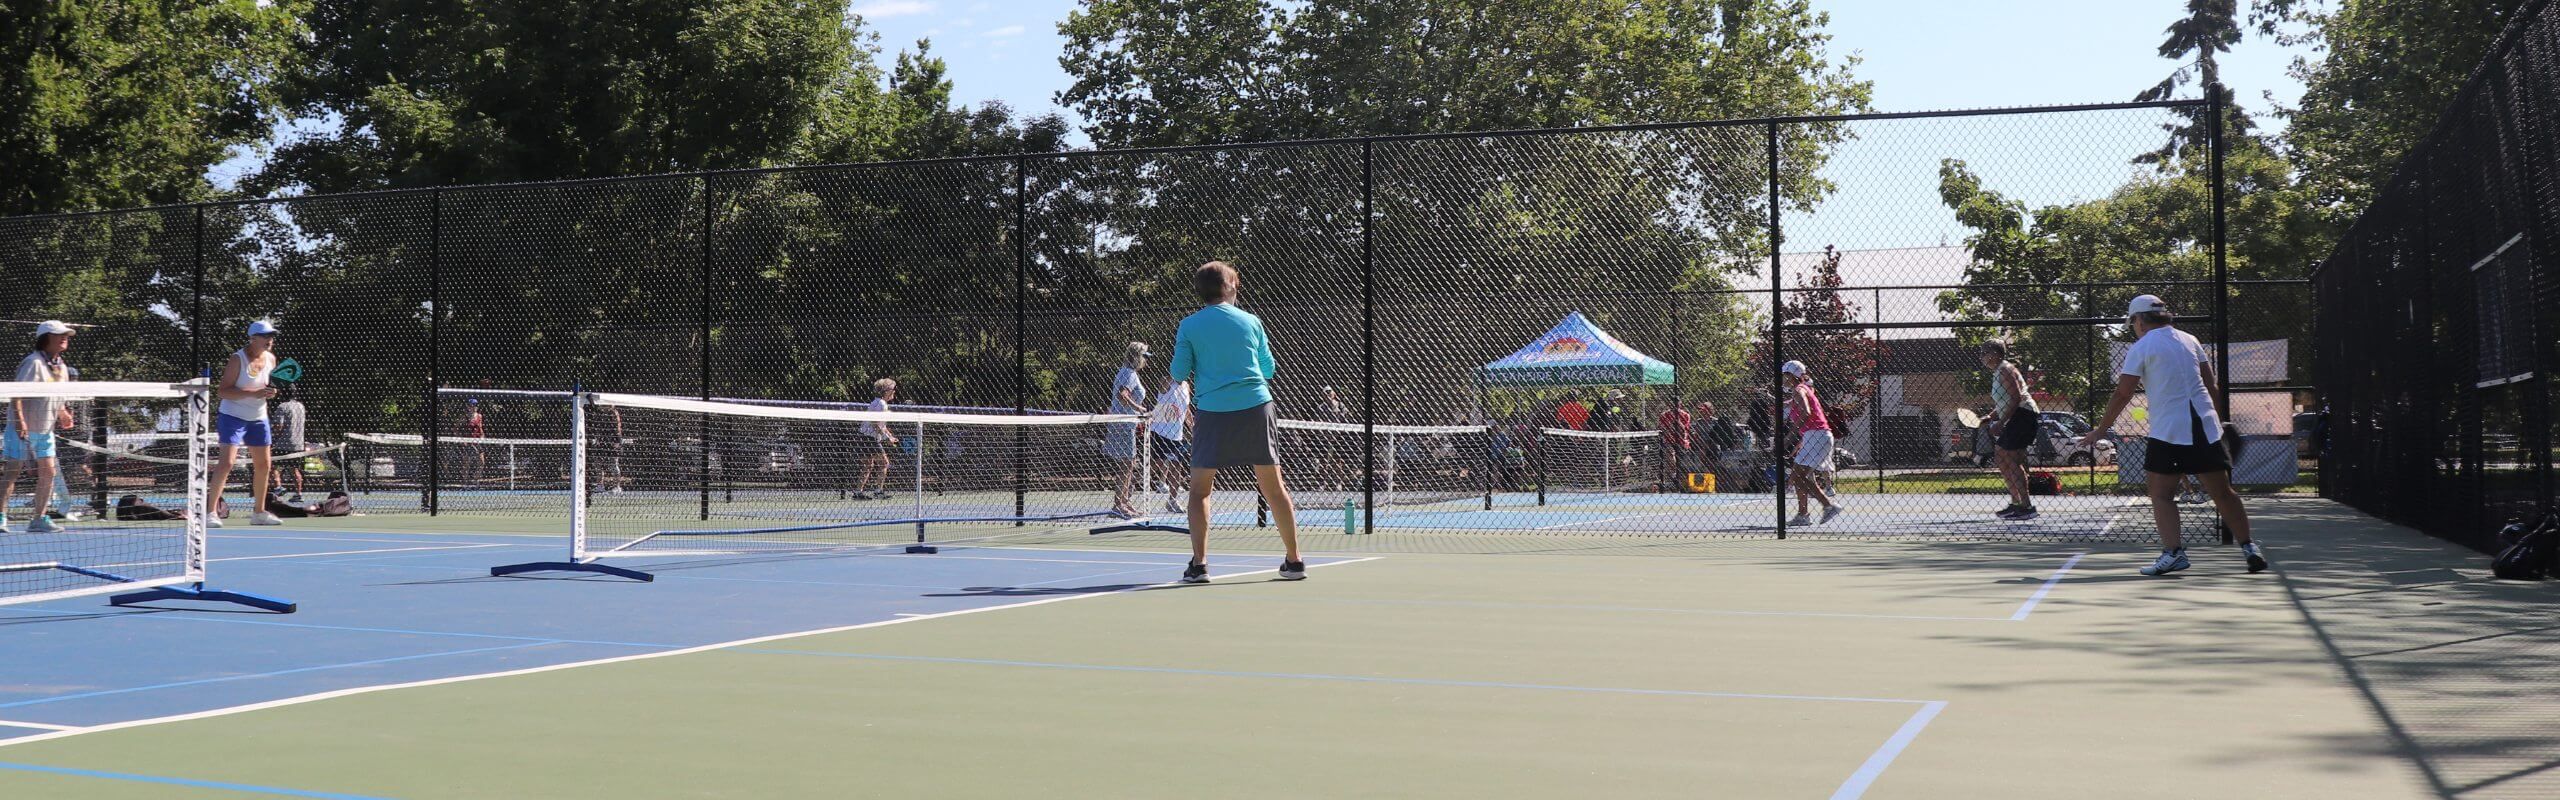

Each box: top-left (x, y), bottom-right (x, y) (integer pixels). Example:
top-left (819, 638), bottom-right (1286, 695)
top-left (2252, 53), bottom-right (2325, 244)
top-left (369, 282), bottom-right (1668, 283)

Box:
top-left (209, 445), bottom-right (273, 518)
top-left (1789, 464), bottom-right (1836, 517)
top-left (2152, 468), bottom-right (2252, 551)
top-left (1186, 464), bottom-right (1302, 567)
top-left (1995, 447), bottom-right (2030, 507)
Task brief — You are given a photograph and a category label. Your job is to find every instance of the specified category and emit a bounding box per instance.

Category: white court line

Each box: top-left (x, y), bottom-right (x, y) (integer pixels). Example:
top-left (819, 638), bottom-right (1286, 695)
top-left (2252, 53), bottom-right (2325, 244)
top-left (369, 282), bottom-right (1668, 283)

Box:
top-left (1830, 701), bottom-right (1948, 800)
top-left (2008, 553), bottom-right (2087, 621)
top-left (0, 556), bottom-right (1381, 750)
top-left (0, 719), bottom-right (81, 732)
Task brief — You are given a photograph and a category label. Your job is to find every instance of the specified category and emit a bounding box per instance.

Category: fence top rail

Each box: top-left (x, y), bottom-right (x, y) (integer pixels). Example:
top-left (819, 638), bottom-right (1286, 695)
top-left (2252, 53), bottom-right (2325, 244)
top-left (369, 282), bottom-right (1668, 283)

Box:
top-left (0, 97), bottom-right (2213, 225)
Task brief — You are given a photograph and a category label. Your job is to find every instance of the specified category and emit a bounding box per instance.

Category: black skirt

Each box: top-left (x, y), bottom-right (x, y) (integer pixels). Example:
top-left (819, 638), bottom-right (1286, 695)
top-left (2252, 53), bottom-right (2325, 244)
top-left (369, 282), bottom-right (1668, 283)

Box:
top-left (1190, 402), bottom-right (1279, 469)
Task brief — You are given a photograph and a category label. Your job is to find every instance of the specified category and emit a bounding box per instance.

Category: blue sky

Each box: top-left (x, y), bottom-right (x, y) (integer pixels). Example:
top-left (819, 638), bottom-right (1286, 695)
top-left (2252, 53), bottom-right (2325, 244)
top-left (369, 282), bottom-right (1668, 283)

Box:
top-left (852, 0), bottom-right (2310, 138)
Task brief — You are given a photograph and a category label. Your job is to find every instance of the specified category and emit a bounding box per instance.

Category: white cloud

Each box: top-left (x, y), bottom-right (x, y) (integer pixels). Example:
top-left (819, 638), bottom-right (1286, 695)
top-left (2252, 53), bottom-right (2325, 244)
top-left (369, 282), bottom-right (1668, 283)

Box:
top-left (851, 1), bottom-right (935, 19)
top-left (983, 24), bottom-right (1025, 38)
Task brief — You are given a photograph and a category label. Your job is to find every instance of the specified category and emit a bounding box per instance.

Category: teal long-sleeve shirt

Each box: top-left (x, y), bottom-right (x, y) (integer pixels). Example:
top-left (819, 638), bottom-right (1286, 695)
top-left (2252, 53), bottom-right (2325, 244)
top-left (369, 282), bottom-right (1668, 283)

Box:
top-left (1169, 303), bottom-right (1276, 413)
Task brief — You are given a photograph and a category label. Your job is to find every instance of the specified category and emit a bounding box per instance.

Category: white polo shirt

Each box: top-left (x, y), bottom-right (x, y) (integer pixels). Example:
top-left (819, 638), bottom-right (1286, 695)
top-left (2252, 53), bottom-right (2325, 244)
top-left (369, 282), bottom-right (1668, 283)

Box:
top-left (2118, 326), bottom-right (2221, 446)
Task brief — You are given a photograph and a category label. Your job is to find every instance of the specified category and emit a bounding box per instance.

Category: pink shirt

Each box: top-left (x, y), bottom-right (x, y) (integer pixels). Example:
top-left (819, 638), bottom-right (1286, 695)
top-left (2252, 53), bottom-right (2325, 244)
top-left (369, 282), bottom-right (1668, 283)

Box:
top-left (1788, 384), bottom-right (1831, 433)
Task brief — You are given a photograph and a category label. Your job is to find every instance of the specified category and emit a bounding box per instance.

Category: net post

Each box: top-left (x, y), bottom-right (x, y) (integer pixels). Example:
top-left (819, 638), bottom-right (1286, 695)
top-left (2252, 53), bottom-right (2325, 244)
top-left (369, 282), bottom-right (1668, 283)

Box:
top-left (1382, 430), bottom-right (1398, 528)
top-left (1767, 119), bottom-right (1787, 540)
top-left (1535, 427), bottom-right (1548, 506)
top-left (185, 387), bottom-right (208, 583)
top-left (569, 391), bottom-right (588, 562)
top-left (87, 400), bottom-right (106, 515)
top-left (906, 420), bottom-right (932, 553)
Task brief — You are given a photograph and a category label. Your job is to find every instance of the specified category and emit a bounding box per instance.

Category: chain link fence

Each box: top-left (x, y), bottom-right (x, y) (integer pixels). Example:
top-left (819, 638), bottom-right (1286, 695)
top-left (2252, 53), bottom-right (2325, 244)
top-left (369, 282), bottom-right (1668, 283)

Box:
top-left (2314, 0), bottom-right (2560, 552)
top-left (1, 99), bottom-right (2299, 545)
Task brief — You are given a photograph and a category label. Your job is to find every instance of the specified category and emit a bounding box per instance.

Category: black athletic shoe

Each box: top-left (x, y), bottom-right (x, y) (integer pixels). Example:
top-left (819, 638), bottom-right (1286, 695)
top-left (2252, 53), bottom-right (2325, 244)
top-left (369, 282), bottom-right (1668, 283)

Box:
top-left (1277, 560), bottom-right (1307, 581)
top-left (2011, 504), bottom-right (2039, 521)
top-left (1179, 563), bottom-right (1210, 584)
top-left (2242, 542), bottom-right (2269, 573)
top-left (1995, 503), bottom-right (2024, 519)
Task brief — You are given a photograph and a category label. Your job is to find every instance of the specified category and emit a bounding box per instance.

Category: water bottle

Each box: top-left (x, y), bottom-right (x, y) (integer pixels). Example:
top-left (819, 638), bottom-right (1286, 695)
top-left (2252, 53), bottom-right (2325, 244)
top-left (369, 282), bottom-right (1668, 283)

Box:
top-left (1343, 498), bottom-right (1358, 535)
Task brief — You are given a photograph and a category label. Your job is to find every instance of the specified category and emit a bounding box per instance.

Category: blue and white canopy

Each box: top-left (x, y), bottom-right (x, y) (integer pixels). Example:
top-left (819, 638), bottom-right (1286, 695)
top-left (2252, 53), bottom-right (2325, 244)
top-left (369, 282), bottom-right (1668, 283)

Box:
top-left (1478, 312), bottom-right (1675, 387)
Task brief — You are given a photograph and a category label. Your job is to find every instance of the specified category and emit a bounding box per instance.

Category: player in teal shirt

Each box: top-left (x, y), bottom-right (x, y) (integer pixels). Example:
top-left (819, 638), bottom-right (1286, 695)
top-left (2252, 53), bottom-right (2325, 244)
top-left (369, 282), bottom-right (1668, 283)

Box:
top-left (1168, 261), bottom-right (1305, 583)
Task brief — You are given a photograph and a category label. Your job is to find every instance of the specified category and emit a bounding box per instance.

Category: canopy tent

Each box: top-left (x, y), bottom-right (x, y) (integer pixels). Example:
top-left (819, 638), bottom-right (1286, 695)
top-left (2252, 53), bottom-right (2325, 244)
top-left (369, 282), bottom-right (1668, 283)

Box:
top-left (1478, 312), bottom-right (1675, 387)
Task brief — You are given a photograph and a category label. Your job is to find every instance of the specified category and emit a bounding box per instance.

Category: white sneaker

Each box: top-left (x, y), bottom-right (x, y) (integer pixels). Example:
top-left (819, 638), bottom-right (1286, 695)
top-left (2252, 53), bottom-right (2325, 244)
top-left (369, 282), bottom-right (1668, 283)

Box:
top-left (1163, 496), bottom-right (1183, 514)
top-left (1820, 504), bottom-right (1845, 524)
top-left (250, 511), bottom-right (285, 526)
top-left (1788, 512), bottom-right (1814, 526)
top-left (205, 516), bottom-right (224, 528)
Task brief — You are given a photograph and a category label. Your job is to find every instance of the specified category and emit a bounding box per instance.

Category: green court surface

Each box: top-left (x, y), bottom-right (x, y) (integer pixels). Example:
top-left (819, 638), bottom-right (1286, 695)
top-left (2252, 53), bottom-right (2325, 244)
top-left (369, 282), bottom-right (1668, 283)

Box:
top-left (3, 498), bottom-right (2556, 798)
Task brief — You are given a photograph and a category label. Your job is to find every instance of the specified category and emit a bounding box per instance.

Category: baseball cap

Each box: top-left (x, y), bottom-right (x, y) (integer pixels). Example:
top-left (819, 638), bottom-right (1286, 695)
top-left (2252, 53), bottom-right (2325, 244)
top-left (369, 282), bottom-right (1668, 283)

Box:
top-left (1780, 360), bottom-right (1807, 377)
top-left (2125, 295), bottom-right (2170, 315)
top-left (32, 320), bottom-right (73, 336)
top-left (248, 320), bottom-right (280, 336)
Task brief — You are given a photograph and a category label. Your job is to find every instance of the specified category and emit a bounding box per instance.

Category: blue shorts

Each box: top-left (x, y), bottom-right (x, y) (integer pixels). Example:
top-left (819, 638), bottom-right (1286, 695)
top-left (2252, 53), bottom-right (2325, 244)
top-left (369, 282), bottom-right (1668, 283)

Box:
top-left (216, 414), bottom-right (274, 448)
top-left (3, 430), bottom-right (56, 461)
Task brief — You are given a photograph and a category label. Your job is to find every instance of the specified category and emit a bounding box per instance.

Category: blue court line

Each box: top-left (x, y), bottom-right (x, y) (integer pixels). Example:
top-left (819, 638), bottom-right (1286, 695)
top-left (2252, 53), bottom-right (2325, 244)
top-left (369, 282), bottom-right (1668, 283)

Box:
top-left (1831, 700), bottom-right (1948, 800)
top-left (0, 642), bottom-right (551, 710)
top-left (0, 605), bottom-right (681, 650)
top-left (2008, 553), bottom-right (2087, 621)
top-left (737, 649), bottom-right (1938, 705)
top-left (0, 761), bottom-right (393, 799)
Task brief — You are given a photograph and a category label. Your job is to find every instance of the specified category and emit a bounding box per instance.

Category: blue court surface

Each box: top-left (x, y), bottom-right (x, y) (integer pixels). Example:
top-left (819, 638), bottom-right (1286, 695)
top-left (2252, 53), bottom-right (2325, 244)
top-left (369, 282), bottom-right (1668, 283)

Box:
top-left (0, 529), bottom-right (1347, 738)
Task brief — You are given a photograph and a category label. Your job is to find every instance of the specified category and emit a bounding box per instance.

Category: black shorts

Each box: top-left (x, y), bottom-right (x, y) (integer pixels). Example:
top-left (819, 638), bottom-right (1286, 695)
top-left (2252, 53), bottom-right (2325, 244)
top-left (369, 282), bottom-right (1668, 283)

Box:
top-left (2142, 409), bottom-right (2230, 475)
top-left (1994, 411), bottom-right (2040, 451)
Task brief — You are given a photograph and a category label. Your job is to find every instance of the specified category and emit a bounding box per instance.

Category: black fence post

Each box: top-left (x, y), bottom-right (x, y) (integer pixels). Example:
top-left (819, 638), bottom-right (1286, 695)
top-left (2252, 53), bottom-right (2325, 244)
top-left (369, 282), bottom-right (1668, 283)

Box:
top-left (1014, 155), bottom-right (1029, 525)
top-left (425, 188), bottom-right (441, 515)
top-left (2209, 84), bottom-right (2232, 420)
top-left (1362, 139), bottom-right (1377, 534)
top-left (699, 175), bottom-right (715, 521)
top-left (1768, 121), bottom-right (1787, 540)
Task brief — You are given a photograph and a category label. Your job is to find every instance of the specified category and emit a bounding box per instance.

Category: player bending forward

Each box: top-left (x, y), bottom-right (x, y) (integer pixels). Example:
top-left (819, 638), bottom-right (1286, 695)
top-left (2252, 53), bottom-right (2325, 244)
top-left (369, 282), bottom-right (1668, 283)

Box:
top-left (2080, 295), bottom-right (2268, 576)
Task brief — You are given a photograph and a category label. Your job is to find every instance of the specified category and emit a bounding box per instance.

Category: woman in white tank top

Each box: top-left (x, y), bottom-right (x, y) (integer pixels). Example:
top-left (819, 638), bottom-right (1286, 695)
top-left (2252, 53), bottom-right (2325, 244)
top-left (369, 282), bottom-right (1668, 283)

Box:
top-left (209, 321), bottom-right (284, 526)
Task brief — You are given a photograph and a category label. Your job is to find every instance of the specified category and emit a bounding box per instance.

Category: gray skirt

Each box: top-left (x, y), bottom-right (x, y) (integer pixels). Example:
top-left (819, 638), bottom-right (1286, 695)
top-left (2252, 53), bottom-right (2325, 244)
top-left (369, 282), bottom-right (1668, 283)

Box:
top-left (1190, 402), bottom-right (1279, 469)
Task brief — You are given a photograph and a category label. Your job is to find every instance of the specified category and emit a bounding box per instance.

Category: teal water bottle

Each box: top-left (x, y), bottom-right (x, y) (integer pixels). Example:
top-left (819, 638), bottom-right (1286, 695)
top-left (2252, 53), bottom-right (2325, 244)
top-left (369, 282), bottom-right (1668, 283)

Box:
top-left (1343, 498), bottom-right (1357, 535)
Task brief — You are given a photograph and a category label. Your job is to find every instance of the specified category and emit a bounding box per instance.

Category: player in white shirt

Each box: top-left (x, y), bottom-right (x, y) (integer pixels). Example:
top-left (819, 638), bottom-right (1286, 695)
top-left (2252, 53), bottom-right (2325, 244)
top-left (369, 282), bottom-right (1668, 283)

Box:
top-left (1148, 376), bottom-right (1192, 515)
top-left (2080, 295), bottom-right (2266, 576)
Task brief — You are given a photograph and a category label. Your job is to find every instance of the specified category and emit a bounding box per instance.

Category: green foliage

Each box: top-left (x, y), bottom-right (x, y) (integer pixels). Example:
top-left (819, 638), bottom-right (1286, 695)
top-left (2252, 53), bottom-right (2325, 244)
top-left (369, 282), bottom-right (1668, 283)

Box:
top-left (1931, 139), bottom-right (2319, 402)
top-left (0, 0), bottom-right (304, 215)
top-left (2275, 0), bottom-right (2520, 227)
top-left (1749, 247), bottom-right (1879, 425)
top-left (1055, 0), bottom-right (1870, 418)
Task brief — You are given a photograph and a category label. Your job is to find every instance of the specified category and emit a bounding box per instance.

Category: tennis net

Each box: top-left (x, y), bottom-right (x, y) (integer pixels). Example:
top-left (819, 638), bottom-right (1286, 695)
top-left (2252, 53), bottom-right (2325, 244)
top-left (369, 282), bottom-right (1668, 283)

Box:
top-left (1273, 419), bottom-right (1491, 521)
top-left (493, 392), bottom-right (1150, 579)
top-left (1536, 427), bottom-right (1667, 499)
top-left (0, 381), bottom-right (291, 611)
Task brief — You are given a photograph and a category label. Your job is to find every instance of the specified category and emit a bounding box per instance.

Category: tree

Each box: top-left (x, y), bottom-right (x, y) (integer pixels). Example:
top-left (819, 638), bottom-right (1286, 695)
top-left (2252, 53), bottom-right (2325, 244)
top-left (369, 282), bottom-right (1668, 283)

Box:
top-left (1054, 0), bottom-right (1871, 419)
top-left (0, 0), bottom-right (303, 215)
top-left (258, 0), bottom-right (1058, 192)
top-left (1749, 246), bottom-right (1880, 428)
top-left (1929, 142), bottom-right (2321, 402)
top-left (2270, 0), bottom-right (2521, 227)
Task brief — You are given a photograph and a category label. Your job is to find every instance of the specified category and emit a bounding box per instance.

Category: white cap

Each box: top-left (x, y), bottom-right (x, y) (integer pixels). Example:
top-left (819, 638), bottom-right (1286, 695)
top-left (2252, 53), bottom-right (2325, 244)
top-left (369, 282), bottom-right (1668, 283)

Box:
top-left (33, 320), bottom-right (73, 336)
top-left (2126, 295), bottom-right (2170, 315)
top-left (1780, 360), bottom-right (1807, 377)
top-left (248, 320), bottom-right (280, 336)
